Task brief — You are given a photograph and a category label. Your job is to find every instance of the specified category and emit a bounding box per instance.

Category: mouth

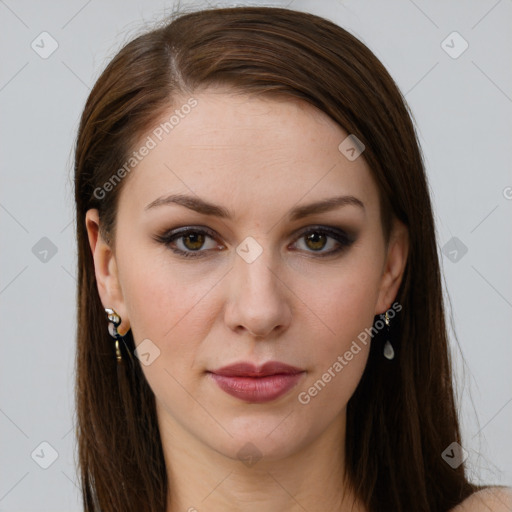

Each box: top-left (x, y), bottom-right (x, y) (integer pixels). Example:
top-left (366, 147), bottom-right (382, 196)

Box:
top-left (207, 361), bottom-right (305, 403)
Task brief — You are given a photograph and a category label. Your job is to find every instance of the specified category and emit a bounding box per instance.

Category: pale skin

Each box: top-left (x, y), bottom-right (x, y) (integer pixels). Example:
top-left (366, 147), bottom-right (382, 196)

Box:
top-left (86, 89), bottom-right (510, 511)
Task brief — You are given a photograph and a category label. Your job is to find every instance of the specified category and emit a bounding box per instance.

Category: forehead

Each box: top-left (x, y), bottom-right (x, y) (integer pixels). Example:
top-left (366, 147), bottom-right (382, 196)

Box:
top-left (118, 89), bottom-right (380, 222)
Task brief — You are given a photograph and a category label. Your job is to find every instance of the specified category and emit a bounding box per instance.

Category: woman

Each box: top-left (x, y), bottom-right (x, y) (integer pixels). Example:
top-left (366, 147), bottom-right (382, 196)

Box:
top-left (73, 6), bottom-right (511, 511)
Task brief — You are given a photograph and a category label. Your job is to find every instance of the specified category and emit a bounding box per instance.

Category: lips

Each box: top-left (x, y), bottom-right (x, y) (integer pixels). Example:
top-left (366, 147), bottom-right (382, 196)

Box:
top-left (208, 361), bottom-right (305, 403)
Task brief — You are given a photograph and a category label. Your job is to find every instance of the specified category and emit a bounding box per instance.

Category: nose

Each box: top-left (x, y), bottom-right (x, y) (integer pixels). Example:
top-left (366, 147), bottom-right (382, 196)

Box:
top-left (224, 248), bottom-right (292, 339)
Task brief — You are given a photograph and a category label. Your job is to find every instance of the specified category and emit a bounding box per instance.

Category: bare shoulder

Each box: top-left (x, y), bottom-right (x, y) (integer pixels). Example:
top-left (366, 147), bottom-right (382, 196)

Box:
top-left (449, 487), bottom-right (512, 512)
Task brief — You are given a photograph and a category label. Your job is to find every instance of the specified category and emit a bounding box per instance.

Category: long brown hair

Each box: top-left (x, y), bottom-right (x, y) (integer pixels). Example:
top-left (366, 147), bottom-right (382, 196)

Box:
top-left (74, 6), bottom-right (486, 511)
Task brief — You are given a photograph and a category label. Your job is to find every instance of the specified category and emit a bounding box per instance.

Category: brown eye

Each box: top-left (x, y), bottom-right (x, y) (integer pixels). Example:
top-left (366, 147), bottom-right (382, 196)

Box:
top-left (291, 226), bottom-right (355, 257)
top-left (182, 232), bottom-right (206, 251)
top-left (154, 227), bottom-right (221, 258)
top-left (304, 232), bottom-right (327, 251)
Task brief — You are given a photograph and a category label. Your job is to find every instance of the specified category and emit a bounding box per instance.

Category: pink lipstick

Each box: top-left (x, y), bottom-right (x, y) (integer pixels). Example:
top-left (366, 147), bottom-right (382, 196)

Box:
top-left (208, 361), bottom-right (305, 403)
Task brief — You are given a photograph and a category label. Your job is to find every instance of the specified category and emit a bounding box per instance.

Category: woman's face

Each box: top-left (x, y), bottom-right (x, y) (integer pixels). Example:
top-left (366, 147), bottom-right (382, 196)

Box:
top-left (87, 89), bottom-right (408, 463)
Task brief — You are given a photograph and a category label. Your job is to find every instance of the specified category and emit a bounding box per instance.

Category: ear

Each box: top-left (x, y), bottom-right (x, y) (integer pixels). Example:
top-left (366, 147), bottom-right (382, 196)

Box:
top-left (375, 218), bottom-right (409, 315)
top-left (85, 209), bottom-right (130, 335)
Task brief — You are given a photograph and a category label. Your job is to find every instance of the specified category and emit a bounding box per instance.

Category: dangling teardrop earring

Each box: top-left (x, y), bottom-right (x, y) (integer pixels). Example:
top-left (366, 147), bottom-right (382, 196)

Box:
top-left (383, 311), bottom-right (395, 360)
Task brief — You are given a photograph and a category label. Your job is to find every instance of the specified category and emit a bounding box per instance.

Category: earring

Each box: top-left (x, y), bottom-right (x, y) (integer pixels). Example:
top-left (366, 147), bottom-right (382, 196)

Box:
top-left (383, 311), bottom-right (395, 360)
top-left (105, 308), bottom-right (124, 363)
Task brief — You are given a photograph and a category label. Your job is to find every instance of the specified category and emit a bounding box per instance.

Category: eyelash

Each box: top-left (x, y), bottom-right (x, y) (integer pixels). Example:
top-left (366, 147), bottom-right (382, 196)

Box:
top-left (153, 225), bottom-right (356, 259)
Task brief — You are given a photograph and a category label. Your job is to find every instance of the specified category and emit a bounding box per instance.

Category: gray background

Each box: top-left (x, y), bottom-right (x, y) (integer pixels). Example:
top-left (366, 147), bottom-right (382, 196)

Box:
top-left (1, 0), bottom-right (511, 509)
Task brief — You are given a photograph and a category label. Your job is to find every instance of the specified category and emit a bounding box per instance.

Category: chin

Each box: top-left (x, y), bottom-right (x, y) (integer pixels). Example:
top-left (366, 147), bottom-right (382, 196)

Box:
top-left (206, 414), bottom-right (316, 465)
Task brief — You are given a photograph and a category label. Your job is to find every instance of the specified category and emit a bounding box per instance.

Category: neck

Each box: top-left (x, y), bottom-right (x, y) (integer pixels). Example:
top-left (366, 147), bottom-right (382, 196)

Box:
top-left (158, 406), bottom-right (365, 512)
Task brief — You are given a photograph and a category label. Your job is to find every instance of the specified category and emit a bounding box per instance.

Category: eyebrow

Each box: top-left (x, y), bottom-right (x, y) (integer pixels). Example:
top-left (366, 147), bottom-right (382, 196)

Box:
top-left (144, 193), bottom-right (365, 221)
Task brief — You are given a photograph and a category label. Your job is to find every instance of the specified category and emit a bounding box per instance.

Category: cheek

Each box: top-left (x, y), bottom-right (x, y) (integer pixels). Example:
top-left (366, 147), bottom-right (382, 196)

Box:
top-left (115, 236), bottom-right (177, 325)
top-left (294, 256), bottom-right (382, 350)
top-left (290, 251), bottom-right (382, 402)
top-left (116, 243), bottom-right (226, 364)
top-left (293, 284), bottom-right (375, 415)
